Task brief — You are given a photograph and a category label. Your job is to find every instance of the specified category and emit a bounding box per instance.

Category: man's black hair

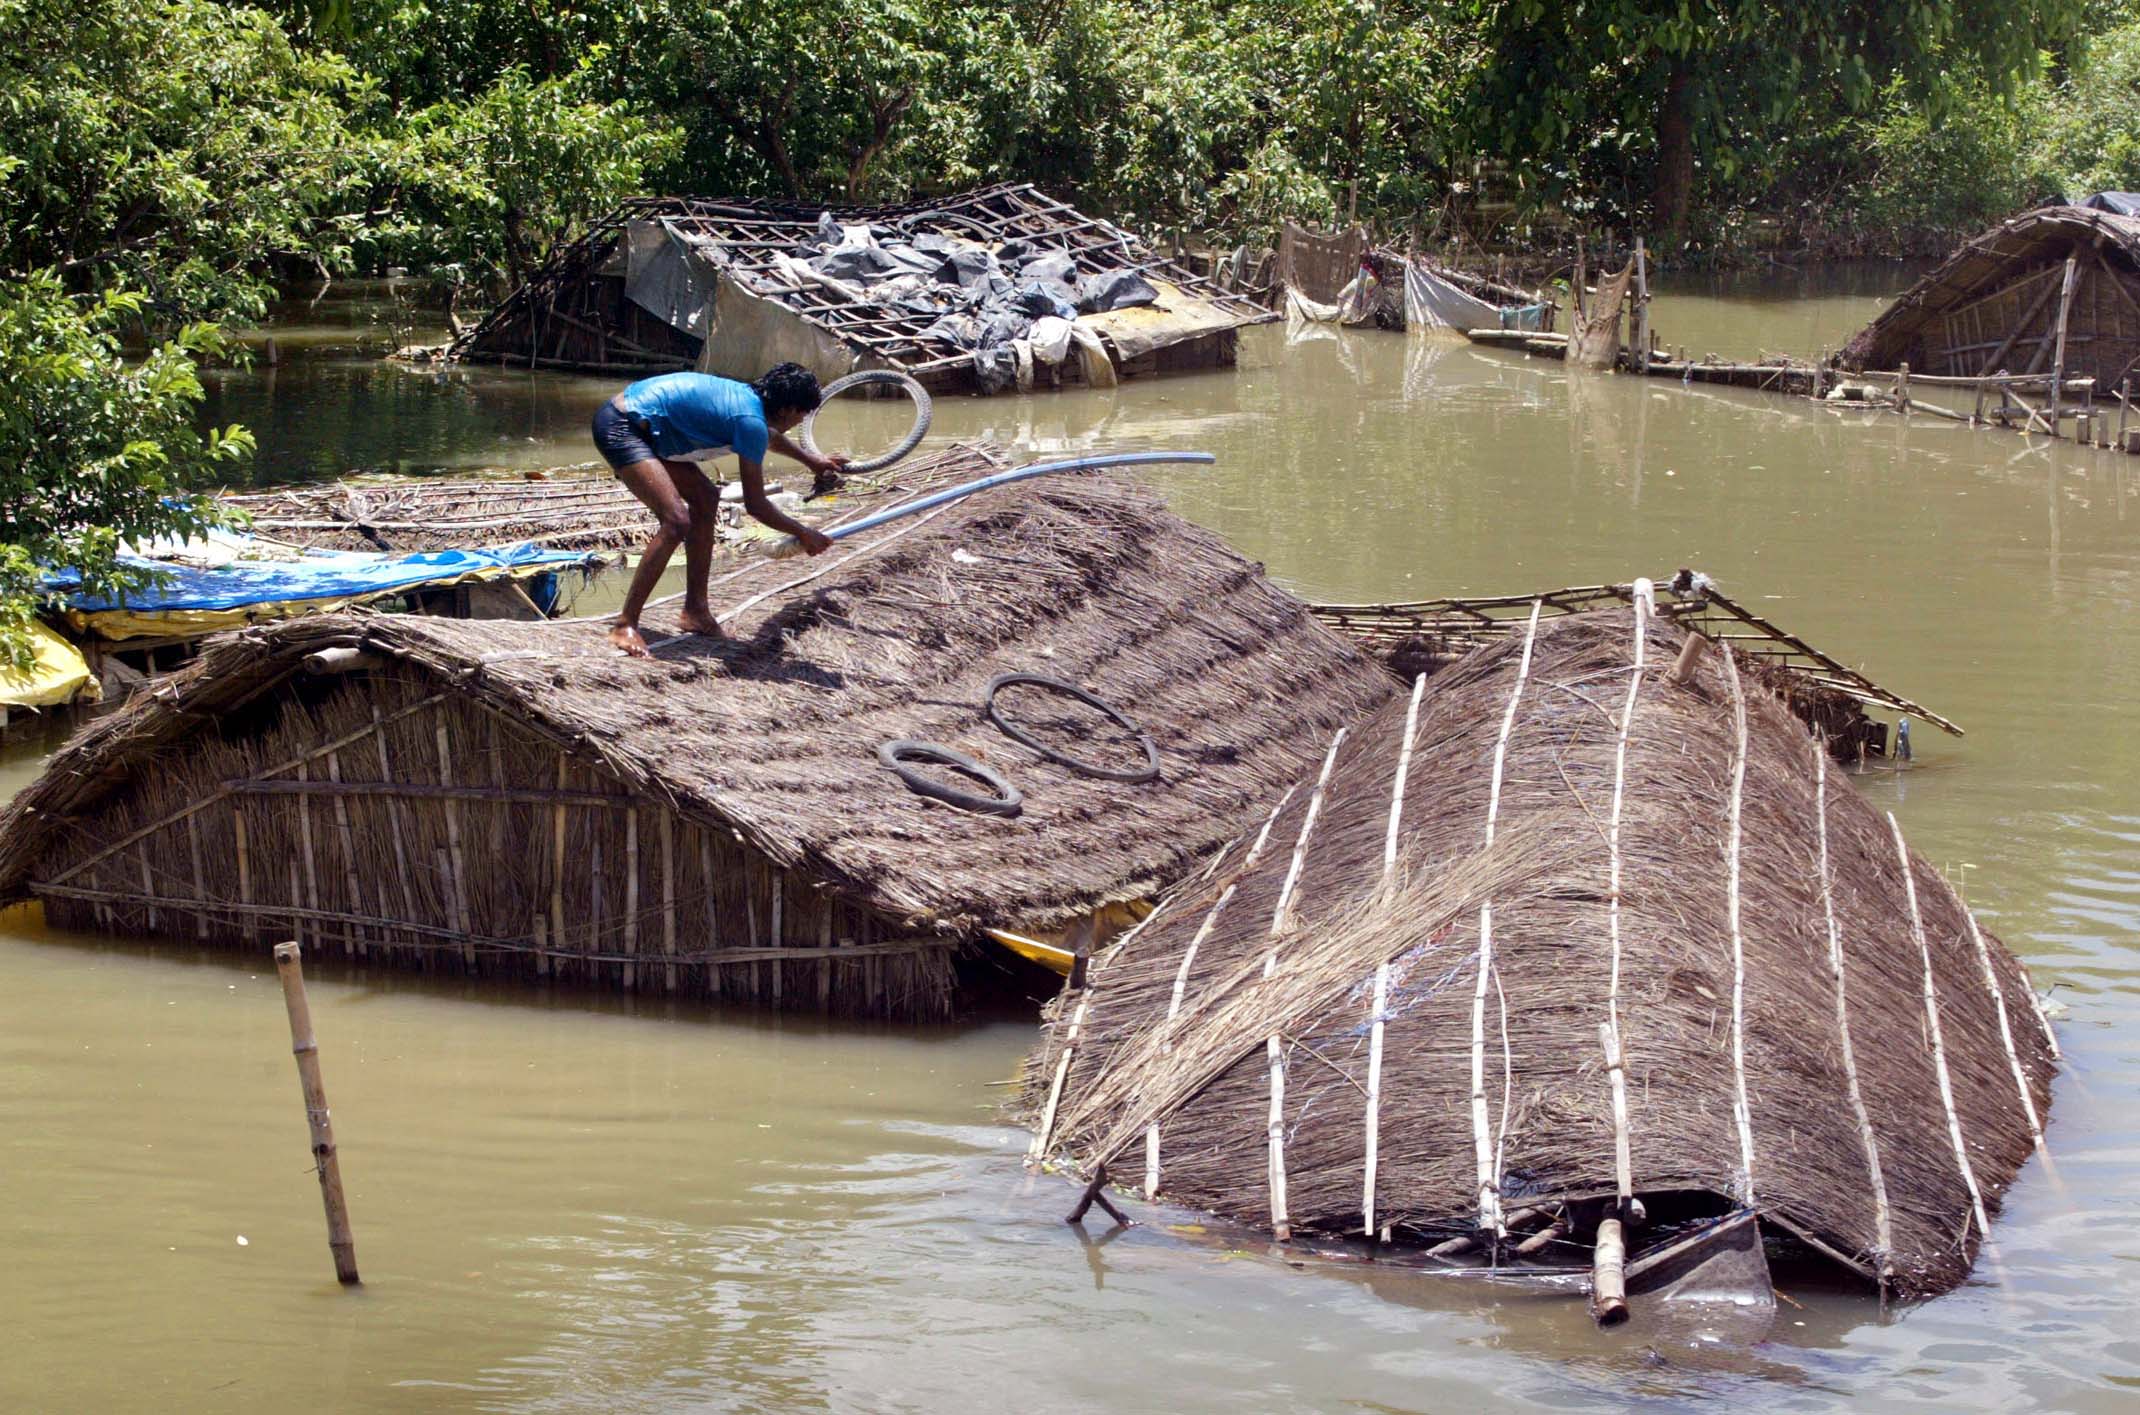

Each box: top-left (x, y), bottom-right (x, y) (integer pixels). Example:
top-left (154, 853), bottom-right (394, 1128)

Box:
top-left (752, 362), bottom-right (823, 417)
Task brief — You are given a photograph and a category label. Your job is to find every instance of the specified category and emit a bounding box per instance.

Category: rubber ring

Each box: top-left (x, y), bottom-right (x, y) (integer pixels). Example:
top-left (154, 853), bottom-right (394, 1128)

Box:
top-left (983, 673), bottom-right (1161, 784)
top-left (877, 739), bottom-right (1023, 817)
top-left (801, 369), bottom-right (933, 474)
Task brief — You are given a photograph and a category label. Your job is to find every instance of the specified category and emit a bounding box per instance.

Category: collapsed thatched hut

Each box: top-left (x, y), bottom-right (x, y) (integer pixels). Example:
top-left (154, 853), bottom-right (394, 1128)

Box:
top-left (446, 184), bottom-right (1273, 393)
top-left (0, 445), bottom-right (1395, 1020)
top-left (1842, 204), bottom-right (2140, 398)
top-left (1025, 593), bottom-right (2055, 1300)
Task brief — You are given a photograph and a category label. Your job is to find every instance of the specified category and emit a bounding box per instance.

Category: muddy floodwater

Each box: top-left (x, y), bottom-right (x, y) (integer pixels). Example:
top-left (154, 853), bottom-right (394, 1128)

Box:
top-left (6, 267), bottom-right (2138, 1411)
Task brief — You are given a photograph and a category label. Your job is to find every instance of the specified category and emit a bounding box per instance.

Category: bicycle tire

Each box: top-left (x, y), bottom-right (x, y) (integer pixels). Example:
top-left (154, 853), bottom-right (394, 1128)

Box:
top-left (801, 369), bottom-right (933, 474)
top-left (877, 739), bottom-right (1023, 817)
top-left (983, 673), bottom-right (1161, 784)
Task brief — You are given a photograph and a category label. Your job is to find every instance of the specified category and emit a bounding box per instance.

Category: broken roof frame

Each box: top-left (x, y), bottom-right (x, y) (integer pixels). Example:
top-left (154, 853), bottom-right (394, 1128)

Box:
top-left (450, 182), bottom-right (1276, 388)
top-left (1309, 578), bottom-right (1960, 736)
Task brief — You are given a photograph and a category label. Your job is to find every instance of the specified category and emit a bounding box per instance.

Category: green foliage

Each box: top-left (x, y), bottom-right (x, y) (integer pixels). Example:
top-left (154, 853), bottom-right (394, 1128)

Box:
top-left (0, 0), bottom-right (372, 321)
top-left (1855, 76), bottom-right (2061, 246)
top-left (369, 66), bottom-right (681, 287)
top-left (0, 273), bottom-right (250, 666)
top-left (2044, 22), bottom-right (2140, 195)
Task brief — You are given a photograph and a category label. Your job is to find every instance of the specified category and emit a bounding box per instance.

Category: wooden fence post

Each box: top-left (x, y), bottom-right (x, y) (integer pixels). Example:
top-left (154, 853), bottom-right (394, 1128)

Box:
top-left (272, 941), bottom-right (359, 1286)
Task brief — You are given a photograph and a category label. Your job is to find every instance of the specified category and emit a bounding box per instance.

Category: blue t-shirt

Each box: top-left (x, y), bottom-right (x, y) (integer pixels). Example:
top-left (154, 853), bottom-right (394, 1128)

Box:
top-left (620, 373), bottom-right (770, 464)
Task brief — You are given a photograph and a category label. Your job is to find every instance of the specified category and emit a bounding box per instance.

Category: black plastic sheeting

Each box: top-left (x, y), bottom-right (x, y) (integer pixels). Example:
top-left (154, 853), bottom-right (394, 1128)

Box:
top-left (2075, 192), bottom-right (2140, 217)
top-left (801, 215), bottom-right (1158, 356)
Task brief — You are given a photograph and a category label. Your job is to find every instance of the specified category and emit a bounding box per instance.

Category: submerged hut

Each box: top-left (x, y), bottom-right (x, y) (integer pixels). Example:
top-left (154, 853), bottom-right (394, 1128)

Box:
top-left (1842, 204), bottom-right (2140, 432)
top-left (1025, 591), bottom-right (2055, 1300)
top-left (0, 446), bottom-right (1395, 1020)
top-left (446, 184), bottom-right (1273, 394)
top-left (1272, 221), bottom-right (1552, 333)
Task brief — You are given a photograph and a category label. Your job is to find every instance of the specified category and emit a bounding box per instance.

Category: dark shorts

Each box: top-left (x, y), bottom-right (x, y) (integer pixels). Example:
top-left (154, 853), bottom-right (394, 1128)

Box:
top-left (591, 399), bottom-right (659, 472)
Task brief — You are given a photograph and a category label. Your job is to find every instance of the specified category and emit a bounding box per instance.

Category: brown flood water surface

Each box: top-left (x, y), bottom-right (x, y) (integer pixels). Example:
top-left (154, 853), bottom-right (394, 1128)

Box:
top-left (5, 270), bottom-right (2137, 1411)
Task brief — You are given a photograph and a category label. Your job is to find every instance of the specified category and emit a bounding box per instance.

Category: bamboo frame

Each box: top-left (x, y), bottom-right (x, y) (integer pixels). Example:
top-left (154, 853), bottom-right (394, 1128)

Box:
top-left (1815, 746), bottom-right (1894, 1290)
top-left (1603, 580), bottom-right (1651, 1206)
top-left (1362, 674), bottom-right (1427, 1236)
top-left (1264, 729), bottom-right (1347, 1240)
top-left (1472, 600), bottom-right (1543, 1238)
top-left (1145, 786), bottom-right (1299, 1200)
top-left (1721, 648), bottom-right (1759, 1201)
top-left (1888, 812), bottom-right (1992, 1240)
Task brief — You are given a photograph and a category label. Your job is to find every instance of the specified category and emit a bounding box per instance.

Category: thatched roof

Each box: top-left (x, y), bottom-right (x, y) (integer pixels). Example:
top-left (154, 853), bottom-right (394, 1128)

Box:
top-left (1025, 602), bottom-right (2055, 1299)
top-left (1842, 204), bottom-right (2140, 381)
top-left (0, 449), bottom-right (1395, 937)
top-left (222, 473), bottom-right (659, 554)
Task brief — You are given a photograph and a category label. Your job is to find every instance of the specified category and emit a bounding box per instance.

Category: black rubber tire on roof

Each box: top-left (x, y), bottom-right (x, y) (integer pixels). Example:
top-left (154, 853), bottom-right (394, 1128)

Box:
top-left (983, 673), bottom-right (1162, 785)
top-left (877, 739), bottom-right (1024, 817)
top-left (801, 369), bottom-right (933, 474)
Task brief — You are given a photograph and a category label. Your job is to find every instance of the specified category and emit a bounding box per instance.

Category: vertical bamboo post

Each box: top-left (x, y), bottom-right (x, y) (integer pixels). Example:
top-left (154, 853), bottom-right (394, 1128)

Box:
top-left (295, 762), bottom-right (322, 950)
top-left (325, 751), bottom-right (364, 957)
top-left (137, 842), bottom-right (158, 933)
top-left (1897, 361), bottom-right (1910, 414)
top-left (1590, 1217), bottom-right (1628, 1326)
top-left (272, 941), bottom-right (359, 1286)
top-left (547, 755), bottom-right (567, 977)
top-left (1719, 648), bottom-right (1759, 1201)
top-left (2120, 376), bottom-right (2131, 451)
top-left (186, 812), bottom-right (208, 940)
top-left (371, 704), bottom-right (418, 925)
top-left (234, 807), bottom-right (253, 934)
top-left (660, 810), bottom-right (678, 993)
top-left (622, 806), bottom-right (639, 991)
top-left (769, 870), bottom-right (784, 1006)
top-left (434, 720), bottom-right (474, 969)
top-left (2049, 256), bottom-right (2079, 436)
top-left (700, 832), bottom-right (721, 1000)
top-left (1633, 237), bottom-right (1650, 372)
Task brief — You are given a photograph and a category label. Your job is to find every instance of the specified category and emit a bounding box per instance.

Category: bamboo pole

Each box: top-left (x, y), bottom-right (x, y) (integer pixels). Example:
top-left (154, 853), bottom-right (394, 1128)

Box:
top-left (1956, 896), bottom-right (2047, 1152)
top-left (1720, 648), bottom-right (1758, 1201)
top-left (1590, 1217), bottom-right (1629, 1326)
top-left (2049, 256), bottom-right (2080, 434)
top-left (1363, 674), bottom-right (1428, 1237)
top-left (1146, 784), bottom-right (1299, 1199)
top-left (1670, 630), bottom-right (1707, 683)
top-left (1633, 237), bottom-right (1650, 371)
top-left (661, 810), bottom-right (678, 993)
top-left (325, 752), bottom-right (365, 958)
top-left (1888, 813), bottom-right (1992, 1239)
top-left (1469, 601), bottom-right (1544, 1241)
top-left (234, 807), bottom-right (252, 932)
top-left (769, 869), bottom-right (783, 1005)
top-left (1603, 580), bottom-right (1652, 1208)
top-left (701, 832), bottom-right (721, 1000)
top-left (186, 813), bottom-right (208, 941)
top-left (373, 704), bottom-right (420, 925)
top-left (1264, 728), bottom-right (1348, 1242)
top-left (272, 942), bottom-right (359, 1286)
top-left (137, 842), bottom-right (157, 933)
top-left (623, 806), bottom-right (640, 991)
top-left (547, 756), bottom-right (568, 975)
top-left (1814, 747), bottom-right (1894, 1294)
top-left (433, 721), bottom-right (475, 969)
top-left (295, 763), bottom-right (322, 950)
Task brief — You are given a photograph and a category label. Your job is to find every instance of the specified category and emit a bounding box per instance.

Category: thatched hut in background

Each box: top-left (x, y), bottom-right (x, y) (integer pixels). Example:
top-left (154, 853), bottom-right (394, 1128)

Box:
top-left (445, 184), bottom-right (1273, 394)
top-left (1841, 204), bottom-right (2140, 433)
top-left (1025, 594), bottom-right (2055, 1301)
top-left (0, 446), bottom-right (1395, 1020)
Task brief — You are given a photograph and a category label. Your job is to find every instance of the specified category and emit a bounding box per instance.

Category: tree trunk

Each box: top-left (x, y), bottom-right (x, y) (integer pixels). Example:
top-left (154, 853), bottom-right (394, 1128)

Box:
top-left (1651, 61), bottom-right (1694, 246)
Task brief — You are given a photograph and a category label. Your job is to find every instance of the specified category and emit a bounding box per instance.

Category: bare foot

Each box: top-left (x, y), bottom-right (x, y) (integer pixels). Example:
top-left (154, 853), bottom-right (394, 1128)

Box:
top-left (679, 607), bottom-right (725, 638)
top-left (609, 622), bottom-right (652, 658)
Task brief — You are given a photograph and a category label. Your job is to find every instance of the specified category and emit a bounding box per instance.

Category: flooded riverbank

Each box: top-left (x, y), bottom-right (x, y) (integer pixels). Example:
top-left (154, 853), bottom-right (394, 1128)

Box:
top-left (8, 270), bottom-right (2138, 1410)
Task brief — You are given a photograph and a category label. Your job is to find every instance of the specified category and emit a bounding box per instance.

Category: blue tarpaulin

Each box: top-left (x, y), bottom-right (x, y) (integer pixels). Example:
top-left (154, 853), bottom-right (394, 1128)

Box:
top-left (48, 540), bottom-right (600, 638)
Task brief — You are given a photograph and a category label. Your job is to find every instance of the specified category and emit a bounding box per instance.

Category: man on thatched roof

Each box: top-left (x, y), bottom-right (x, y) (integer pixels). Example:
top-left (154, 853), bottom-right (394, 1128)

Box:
top-left (591, 362), bottom-right (847, 656)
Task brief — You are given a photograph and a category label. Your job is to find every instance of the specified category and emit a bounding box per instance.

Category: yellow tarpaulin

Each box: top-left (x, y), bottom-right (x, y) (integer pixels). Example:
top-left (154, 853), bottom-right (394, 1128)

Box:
top-left (0, 620), bottom-right (99, 709)
top-left (1079, 278), bottom-right (1250, 362)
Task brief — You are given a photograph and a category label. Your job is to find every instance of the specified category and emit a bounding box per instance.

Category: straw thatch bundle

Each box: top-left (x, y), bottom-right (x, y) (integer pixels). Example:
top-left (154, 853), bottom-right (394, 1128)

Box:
top-left (1025, 599), bottom-right (2055, 1298)
top-left (0, 448), bottom-right (1395, 1019)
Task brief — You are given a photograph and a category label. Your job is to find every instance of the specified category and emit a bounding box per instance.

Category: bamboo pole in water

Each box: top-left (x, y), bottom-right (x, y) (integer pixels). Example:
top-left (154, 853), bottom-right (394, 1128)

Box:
top-left (1591, 1217), bottom-right (1629, 1326)
top-left (271, 941), bottom-right (360, 1286)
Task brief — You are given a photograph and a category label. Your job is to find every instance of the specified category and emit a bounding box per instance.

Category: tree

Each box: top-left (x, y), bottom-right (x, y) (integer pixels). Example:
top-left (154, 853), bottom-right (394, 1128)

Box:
top-left (0, 0), bottom-right (372, 321)
top-left (1464, 0), bottom-right (2087, 244)
top-left (0, 274), bottom-right (251, 667)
